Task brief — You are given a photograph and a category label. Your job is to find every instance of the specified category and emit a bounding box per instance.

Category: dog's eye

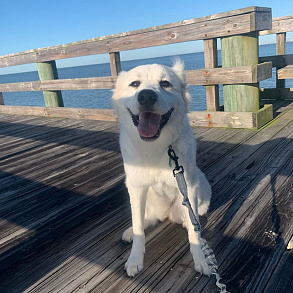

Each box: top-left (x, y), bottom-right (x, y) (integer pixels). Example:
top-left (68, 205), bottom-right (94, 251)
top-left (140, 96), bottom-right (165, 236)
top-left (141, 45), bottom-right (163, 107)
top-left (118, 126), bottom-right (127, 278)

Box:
top-left (160, 80), bottom-right (172, 88)
top-left (129, 81), bottom-right (141, 88)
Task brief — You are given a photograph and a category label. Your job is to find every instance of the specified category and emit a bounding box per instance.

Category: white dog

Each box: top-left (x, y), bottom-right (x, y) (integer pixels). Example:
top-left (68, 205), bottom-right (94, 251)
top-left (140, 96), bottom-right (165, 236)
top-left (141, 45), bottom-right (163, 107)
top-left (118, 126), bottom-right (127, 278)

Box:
top-left (112, 60), bottom-right (212, 277)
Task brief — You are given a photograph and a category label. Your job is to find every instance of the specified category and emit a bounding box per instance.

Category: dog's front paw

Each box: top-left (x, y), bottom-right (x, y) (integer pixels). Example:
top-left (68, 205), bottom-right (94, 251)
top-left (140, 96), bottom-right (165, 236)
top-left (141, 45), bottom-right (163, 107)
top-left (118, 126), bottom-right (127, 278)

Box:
top-left (190, 243), bottom-right (212, 276)
top-left (122, 227), bottom-right (133, 243)
top-left (124, 255), bottom-right (144, 277)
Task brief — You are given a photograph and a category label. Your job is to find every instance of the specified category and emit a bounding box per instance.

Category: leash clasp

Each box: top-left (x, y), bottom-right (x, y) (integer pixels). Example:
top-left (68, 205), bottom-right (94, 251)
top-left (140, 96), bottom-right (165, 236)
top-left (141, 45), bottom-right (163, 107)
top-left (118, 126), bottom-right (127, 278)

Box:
top-left (168, 145), bottom-right (184, 176)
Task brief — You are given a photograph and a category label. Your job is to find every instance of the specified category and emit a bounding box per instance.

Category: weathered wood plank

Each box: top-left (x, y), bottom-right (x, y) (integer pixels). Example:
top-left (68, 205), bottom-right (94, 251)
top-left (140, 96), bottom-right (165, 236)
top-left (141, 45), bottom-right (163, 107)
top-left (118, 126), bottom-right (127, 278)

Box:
top-left (189, 111), bottom-right (293, 292)
top-left (263, 250), bottom-right (293, 293)
top-left (259, 14), bottom-right (293, 35)
top-left (188, 104), bottom-right (273, 129)
top-left (204, 38), bottom-right (219, 111)
top-left (189, 111), bottom-right (252, 128)
top-left (259, 54), bottom-right (293, 68)
top-left (0, 64), bottom-right (272, 93)
top-left (278, 65), bottom-right (293, 79)
top-left (0, 76), bottom-right (117, 92)
top-left (0, 102), bottom-right (292, 292)
top-left (187, 63), bottom-right (272, 85)
top-left (276, 33), bottom-right (287, 56)
top-left (253, 104), bottom-right (274, 128)
top-left (0, 105), bottom-right (117, 121)
top-left (221, 31), bottom-right (260, 112)
top-left (255, 62), bottom-right (273, 81)
top-left (0, 104), bottom-right (273, 129)
top-left (0, 127), bottom-right (123, 276)
top-left (109, 52), bottom-right (121, 76)
top-left (276, 33), bottom-right (287, 88)
top-left (260, 88), bottom-right (293, 99)
top-left (0, 92), bottom-right (4, 105)
top-left (203, 160), bottom-right (293, 293)
top-left (0, 7), bottom-right (271, 67)
top-left (37, 61), bottom-right (64, 107)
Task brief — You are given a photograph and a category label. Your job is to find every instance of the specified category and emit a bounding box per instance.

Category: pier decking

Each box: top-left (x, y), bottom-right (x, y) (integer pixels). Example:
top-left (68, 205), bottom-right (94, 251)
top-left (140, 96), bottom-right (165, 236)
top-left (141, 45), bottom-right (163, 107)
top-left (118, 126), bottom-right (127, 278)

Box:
top-left (0, 101), bottom-right (292, 293)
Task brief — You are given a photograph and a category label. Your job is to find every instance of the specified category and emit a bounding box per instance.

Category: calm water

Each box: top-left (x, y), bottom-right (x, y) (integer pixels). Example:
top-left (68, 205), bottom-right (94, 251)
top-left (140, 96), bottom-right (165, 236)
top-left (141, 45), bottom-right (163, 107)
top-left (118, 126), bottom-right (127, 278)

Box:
top-left (1, 43), bottom-right (293, 111)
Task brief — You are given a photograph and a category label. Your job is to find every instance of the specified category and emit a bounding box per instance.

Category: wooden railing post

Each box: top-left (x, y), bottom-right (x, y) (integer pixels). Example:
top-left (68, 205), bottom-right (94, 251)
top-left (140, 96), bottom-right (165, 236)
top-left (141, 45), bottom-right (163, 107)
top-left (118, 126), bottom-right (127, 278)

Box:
top-left (0, 92), bottom-right (4, 105)
top-left (37, 60), bottom-right (64, 107)
top-left (204, 38), bottom-right (219, 111)
top-left (276, 32), bottom-right (286, 88)
top-left (221, 32), bottom-right (259, 112)
top-left (109, 52), bottom-right (121, 76)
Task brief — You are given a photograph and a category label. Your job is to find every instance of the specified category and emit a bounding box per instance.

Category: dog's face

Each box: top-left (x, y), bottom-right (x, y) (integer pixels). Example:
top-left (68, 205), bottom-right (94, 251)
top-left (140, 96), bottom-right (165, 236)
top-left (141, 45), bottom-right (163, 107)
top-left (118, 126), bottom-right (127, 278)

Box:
top-left (113, 60), bottom-right (190, 142)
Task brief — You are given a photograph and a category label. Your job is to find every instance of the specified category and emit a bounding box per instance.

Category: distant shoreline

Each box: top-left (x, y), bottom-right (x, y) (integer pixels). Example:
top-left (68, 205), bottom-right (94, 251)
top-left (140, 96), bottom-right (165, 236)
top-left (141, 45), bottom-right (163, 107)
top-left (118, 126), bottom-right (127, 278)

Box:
top-left (260, 40), bottom-right (293, 45)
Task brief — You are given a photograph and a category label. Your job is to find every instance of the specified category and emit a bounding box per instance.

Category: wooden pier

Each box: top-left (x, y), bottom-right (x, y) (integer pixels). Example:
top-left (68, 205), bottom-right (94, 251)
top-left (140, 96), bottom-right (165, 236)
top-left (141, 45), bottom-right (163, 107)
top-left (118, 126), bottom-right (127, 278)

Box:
top-left (0, 5), bottom-right (293, 293)
top-left (0, 100), bottom-right (292, 293)
top-left (0, 6), bottom-right (292, 129)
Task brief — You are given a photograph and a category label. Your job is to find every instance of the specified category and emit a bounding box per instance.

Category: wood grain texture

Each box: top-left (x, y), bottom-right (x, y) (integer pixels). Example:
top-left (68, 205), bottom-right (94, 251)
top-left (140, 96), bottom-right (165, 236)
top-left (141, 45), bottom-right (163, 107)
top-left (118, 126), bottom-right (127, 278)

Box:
top-left (259, 54), bottom-right (293, 68)
top-left (278, 65), bottom-right (293, 79)
top-left (0, 64), bottom-right (272, 93)
top-left (188, 104), bottom-right (273, 129)
top-left (221, 31), bottom-right (260, 112)
top-left (204, 38), bottom-right (219, 110)
top-left (0, 100), bottom-right (292, 293)
top-left (0, 106), bottom-right (117, 121)
top-left (276, 33), bottom-right (287, 88)
top-left (109, 52), bottom-right (121, 76)
top-left (0, 76), bottom-right (117, 92)
top-left (0, 7), bottom-right (271, 68)
top-left (37, 61), bottom-right (64, 107)
top-left (259, 14), bottom-right (293, 35)
top-left (0, 104), bottom-right (273, 129)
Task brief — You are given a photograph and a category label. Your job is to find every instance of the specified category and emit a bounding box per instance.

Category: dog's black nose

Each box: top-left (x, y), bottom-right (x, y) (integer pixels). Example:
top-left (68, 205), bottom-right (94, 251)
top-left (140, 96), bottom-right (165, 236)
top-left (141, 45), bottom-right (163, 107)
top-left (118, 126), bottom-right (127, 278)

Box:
top-left (137, 89), bottom-right (158, 108)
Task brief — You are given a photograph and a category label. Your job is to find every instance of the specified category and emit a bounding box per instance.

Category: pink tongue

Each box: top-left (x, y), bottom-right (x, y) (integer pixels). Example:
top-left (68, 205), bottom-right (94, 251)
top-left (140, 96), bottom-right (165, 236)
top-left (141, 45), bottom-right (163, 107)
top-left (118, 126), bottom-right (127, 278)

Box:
top-left (138, 112), bottom-right (161, 138)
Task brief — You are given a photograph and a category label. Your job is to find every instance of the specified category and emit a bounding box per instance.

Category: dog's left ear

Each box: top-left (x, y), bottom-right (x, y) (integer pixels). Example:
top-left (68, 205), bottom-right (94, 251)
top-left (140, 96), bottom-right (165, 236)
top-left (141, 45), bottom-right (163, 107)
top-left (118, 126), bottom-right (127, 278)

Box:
top-left (172, 59), bottom-right (191, 109)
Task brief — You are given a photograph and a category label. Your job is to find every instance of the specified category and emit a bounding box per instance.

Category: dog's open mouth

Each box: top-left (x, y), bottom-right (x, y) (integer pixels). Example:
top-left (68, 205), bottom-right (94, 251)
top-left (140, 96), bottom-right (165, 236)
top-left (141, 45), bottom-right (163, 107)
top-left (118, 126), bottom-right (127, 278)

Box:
top-left (128, 108), bottom-right (174, 141)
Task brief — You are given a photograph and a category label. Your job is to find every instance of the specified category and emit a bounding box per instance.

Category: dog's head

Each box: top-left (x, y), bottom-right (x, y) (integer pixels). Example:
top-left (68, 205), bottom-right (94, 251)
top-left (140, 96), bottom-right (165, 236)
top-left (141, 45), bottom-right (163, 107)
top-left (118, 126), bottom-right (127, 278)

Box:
top-left (112, 59), bottom-right (190, 142)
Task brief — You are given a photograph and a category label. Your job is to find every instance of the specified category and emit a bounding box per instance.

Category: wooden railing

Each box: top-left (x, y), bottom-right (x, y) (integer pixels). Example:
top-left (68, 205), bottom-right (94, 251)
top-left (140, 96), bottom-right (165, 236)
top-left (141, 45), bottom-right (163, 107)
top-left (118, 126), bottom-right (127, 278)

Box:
top-left (0, 6), bottom-right (291, 129)
top-left (259, 15), bottom-right (293, 99)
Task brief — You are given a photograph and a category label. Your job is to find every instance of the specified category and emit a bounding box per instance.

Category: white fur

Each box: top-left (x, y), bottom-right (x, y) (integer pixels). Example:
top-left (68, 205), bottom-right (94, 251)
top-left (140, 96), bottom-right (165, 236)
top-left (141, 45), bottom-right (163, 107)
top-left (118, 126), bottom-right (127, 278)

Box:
top-left (112, 60), bottom-right (212, 277)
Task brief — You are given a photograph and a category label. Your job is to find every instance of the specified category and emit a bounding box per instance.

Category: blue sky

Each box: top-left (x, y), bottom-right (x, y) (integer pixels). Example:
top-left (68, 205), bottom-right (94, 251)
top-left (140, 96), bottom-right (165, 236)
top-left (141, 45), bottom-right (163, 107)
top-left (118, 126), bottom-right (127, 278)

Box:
top-left (1, 0), bottom-right (293, 74)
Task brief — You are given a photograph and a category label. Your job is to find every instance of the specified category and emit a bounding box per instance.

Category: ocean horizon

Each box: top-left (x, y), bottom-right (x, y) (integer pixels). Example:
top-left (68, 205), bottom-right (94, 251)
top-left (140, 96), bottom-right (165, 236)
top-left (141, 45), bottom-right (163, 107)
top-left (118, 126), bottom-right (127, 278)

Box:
top-left (1, 42), bottom-right (293, 112)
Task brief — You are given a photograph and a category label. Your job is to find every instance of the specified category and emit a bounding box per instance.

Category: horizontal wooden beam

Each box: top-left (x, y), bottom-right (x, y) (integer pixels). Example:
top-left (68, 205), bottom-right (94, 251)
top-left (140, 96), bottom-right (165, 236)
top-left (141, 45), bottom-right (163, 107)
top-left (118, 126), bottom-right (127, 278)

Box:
top-left (0, 63), bottom-right (272, 92)
top-left (277, 65), bottom-right (293, 79)
top-left (259, 15), bottom-right (293, 35)
top-left (0, 7), bottom-right (271, 68)
top-left (0, 105), bottom-right (117, 121)
top-left (260, 88), bottom-right (293, 99)
top-left (0, 76), bottom-right (117, 92)
top-left (259, 54), bottom-right (293, 68)
top-left (189, 104), bottom-right (273, 129)
top-left (187, 62), bottom-right (272, 85)
top-left (0, 103), bottom-right (273, 129)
